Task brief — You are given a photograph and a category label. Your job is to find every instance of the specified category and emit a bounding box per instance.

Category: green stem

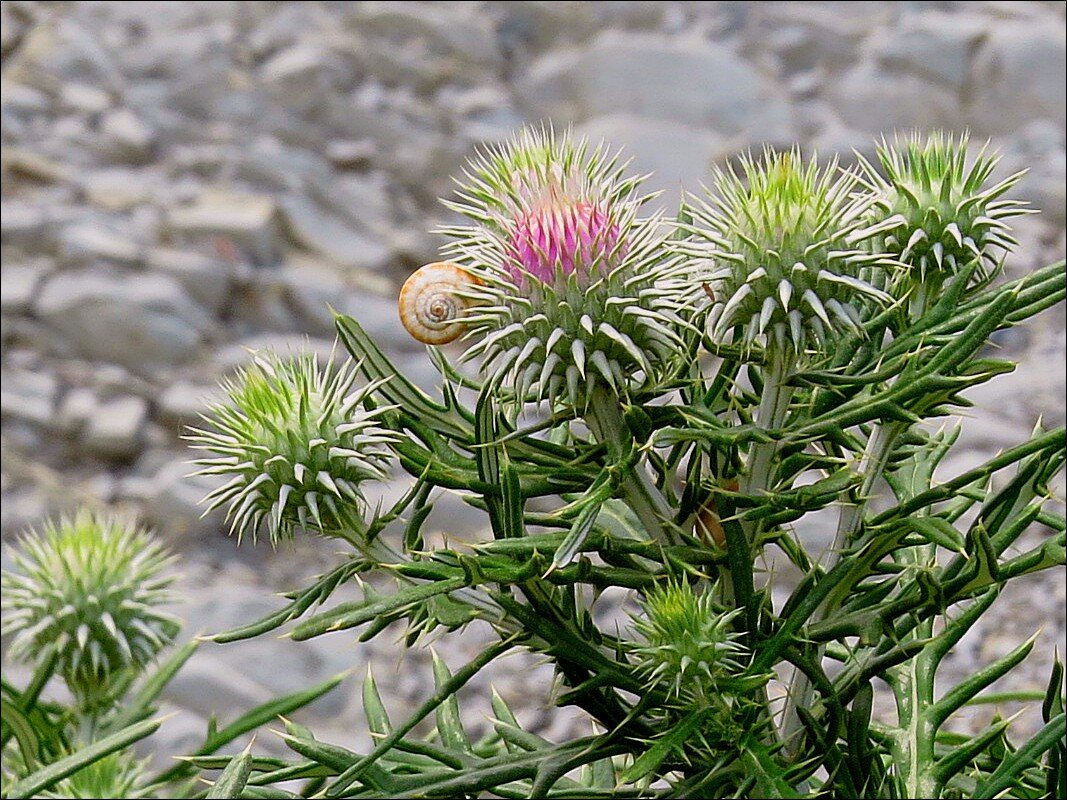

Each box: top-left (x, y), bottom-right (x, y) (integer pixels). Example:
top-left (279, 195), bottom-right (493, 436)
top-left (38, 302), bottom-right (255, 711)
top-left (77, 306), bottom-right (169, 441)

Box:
top-left (891, 545), bottom-right (939, 798)
top-left (738, 354), bottom-right (793, 513)
top-left (780, 414), bottom-right (906, 756)
top-left (584, 386), bottom-right (676, 544)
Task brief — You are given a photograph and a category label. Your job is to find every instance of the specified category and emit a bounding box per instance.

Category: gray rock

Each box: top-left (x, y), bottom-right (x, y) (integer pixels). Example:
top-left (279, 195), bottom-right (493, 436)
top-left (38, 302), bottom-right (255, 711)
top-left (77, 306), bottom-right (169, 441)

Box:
top-left (518, 32), bottom-right (793, 138)
top-left (498, 1), bottom-right (598, 55)
top-left (279, 194), bottom-right (392, 273)
top-left (35, 271), bottom-right (208, 372)
top-left (1, 148), bottom-right (73, 184)
top-left (59, 82), bottom-right (113, 114)
top-left (0, 368), bottom-right (58, 427)
top-left (350, 1), bottom-right (501, 86)
top-left (80, 168), bottom-right (157, 211)
top-left (577, 114), bottom-right (729, 200)
top-left (325, 139), bottom-right (377, 171)
top-left (164, 651), bottom-right (273, 720)
top-left (872, 10), bottom-right (987, 92)
top-left (0, 202), bottom-right (49, 249)
top-left (82, 395), bottom-right (148, 459)
top-left (99, 108), bottom-right (156, 161)
top-left (259, 42), bottom-right (348, 100)
top-left (827, 62), bottom-right (961, 134)
top-left (58, 221), bottom-right (144, 266)
top-left (168, 191), bottom-right (282, 266)
top-left (123, 453), bottom-right (226, 541)
top-left (157, 381), bottom-right (224, 426)
top-left (0, 262), bottom-right (50, 314)
top-left (57, 386), bottom-right (97, 432)
top-left (146, 247), bottom-right (234, 315)
top-left (0, 79), bottom-right (50, 116)
top-left (970, 21), bottom-right (1066, 134)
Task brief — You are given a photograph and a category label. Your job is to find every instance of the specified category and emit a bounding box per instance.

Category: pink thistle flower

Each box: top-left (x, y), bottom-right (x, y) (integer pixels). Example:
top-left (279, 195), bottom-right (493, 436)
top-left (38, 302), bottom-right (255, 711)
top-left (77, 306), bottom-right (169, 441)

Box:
top-left (507, 189), bottom-right (621, 286)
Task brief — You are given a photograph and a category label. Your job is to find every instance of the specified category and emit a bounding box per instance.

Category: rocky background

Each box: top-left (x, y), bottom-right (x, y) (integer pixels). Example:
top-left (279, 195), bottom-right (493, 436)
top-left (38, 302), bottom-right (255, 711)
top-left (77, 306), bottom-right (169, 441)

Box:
top-left (2, 0), bottom-right (1065, 769)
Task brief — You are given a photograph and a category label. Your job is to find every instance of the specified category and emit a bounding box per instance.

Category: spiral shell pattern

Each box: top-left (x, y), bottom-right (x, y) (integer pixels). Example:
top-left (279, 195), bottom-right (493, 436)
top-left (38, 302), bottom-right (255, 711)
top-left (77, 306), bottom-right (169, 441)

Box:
top-left (398, 262), bottom-right (481, 345)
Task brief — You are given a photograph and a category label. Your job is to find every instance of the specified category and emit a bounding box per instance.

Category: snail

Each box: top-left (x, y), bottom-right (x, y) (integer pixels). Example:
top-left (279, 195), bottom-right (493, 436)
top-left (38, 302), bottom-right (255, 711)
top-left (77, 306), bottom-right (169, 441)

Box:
top-left (398, 262), bottom-right (482, 345)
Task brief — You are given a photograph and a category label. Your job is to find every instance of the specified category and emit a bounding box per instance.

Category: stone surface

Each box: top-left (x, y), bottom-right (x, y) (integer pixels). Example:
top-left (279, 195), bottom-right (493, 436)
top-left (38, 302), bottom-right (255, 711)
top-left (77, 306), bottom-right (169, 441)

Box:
top-left (82, 394), bottom-right (148, 459)
top-left (0, 262), bottom-right (49, 314)
top-left (970, 21), bottom-right (1067, 135)
top-left (167, 191), bottom-right (282, 266)
top-left (0, 368), bottom-right (58, 427)
top-left (35, 271), bottom-right (209, 371)
top-left (518, 31), bottom-right (793, 138)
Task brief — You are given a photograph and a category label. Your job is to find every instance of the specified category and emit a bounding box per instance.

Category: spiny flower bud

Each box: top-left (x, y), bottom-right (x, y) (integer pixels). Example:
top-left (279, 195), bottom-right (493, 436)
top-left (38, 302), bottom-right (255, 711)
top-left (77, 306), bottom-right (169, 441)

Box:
top-left (857, 131), bottom-right (1031, 289)
top-left (0, 512), bottom-right (178, 711)
top-left (40, 752), bottom-right (145, 799)
top-left (436, 126), bottom-right (696, 408)
top-left (629, 580), bottom-right (746, 703)
top-left (188, 351), bottom-right (395, 545)
top-left (681, 148), bottom-right (894, 356)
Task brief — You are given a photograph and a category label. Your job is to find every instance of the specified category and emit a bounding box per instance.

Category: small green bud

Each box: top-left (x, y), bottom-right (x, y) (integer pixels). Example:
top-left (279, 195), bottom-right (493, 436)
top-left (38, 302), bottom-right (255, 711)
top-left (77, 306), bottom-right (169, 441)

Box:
top-left (1, 512), bottom-right (178, 711)
top-left (188, 351), bottom-right (396, 544)
top-left (681, 148), bottom-right (895, 357)
top-left (859, 131), bottom-right (1031, 298)
top-left (629, 580), bottom-right (746, 703)
top-left (41, 752), bottom-right (145, 799)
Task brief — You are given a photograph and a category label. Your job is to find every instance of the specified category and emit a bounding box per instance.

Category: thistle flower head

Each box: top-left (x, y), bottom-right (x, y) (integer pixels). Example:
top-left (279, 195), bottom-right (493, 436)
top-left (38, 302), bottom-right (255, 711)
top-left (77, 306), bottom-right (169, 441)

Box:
top-left (0, 512), bottom-right (178, 710)
top-left (188, 351), bottom-right (395, 545)
top-left (681, 148), bottom-right (894, 357)
top-left (858, 131), bottom-right (1031, 290)
top-left (629, 580), bottom-right (746, 702)
top-left (438, 126), bottom-right (696, 408)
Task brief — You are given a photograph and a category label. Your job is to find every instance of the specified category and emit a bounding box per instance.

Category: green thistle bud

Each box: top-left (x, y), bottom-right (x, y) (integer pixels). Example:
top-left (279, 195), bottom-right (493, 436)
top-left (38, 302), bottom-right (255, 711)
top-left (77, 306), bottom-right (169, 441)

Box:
top-left (40, 752), bottom-right (145, 799)
top-left (188, 352), bottom-right (395, 545)
top-left (857, 131), bottom-right (1031, 293)
top-left (436, 126), bottom-right (696, 409)
top-left (629, 581), bottom-right (746, 703)
top-left (0, 512), bottom-right (178, 711)
top-left (681, 148), bottom-right (895, 357)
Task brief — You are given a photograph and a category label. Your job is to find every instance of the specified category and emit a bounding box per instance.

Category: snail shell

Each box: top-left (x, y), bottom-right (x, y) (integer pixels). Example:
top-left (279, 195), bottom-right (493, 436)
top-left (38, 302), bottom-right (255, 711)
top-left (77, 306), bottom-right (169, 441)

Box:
top-left (398, 262), bottom-right (481, 345)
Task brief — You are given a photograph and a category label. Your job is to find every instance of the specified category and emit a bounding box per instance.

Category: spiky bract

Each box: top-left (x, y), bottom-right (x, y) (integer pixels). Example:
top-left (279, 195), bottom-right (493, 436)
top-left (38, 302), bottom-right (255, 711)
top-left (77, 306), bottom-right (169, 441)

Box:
top-left (439, 127), bottom-right (696, 408)
top-left (681, 148), bottom-right (895, 357)
top-left (188, 352), bottom-right (395, 545)
top-left (858, 132), bottom-right (1031, 294)
top-left (0, 512), bottom-right (177, 710)
top-left (630, 580), bottom-right (746, 703)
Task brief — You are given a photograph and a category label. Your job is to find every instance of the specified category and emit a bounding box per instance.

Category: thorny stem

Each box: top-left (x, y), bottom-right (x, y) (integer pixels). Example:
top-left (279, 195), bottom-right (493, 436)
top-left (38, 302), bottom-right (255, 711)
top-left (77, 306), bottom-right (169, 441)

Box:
top-left (584, 385), bottom-right (677, 545)
top-left (779, 420), bottom-right (906, 755)
top-left (738, 354), bottom-right (793, 515)
top-left (736, 353), bottom-right (794, 747)
top-left (781, 286), bottom-right (937, 760)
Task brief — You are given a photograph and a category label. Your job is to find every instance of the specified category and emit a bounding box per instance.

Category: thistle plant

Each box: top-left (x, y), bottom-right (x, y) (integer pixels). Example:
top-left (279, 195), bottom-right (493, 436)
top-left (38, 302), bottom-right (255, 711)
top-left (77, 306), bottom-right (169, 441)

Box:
top-left (4, 127), bottom-right (1064, 800)
top-left (1, 512), bottom-right (347, 799)
top-left (629, 580), bottom-right (747, 703)
top-left (682, 148), bottom-right (895, 357)
top-left (1, 512), bottom-right (178, 713)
